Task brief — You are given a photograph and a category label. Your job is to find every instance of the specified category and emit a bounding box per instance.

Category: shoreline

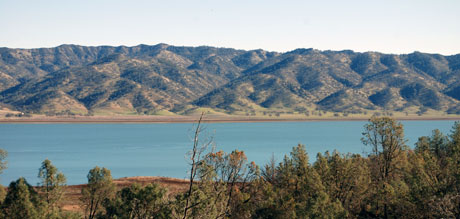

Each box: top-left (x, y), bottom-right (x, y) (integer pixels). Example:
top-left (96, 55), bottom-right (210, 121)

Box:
top-left (0, 115), bottom-right (459, 124)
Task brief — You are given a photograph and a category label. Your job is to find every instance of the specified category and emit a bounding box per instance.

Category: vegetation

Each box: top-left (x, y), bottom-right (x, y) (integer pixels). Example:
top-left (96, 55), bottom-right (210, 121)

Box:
top-left (81, 166), bottom-right (116, 219)
top-left (1, 116), bottom-right (460, 218)
top-left (103, 183), bottom-right (171, 218)
top-left (0, 149), bottom-right (6, 174)
top-left (1, 44), bottom-right (459, 116)
top-left (1, 177), bottom-right (44, 219)
top-left (37, 159), bottom-right (67, 217)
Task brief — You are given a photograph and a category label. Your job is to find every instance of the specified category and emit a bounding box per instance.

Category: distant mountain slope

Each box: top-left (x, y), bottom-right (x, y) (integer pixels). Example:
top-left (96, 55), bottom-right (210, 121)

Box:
top-left (195, 49), bottom-right (459, 114)
top-left (0, 44), bottom-right (459, 115)
top-left (0, 44), bottom-right (276, 114)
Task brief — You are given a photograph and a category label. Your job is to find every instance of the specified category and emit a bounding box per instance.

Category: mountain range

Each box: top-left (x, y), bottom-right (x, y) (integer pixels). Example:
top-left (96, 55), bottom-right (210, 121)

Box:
top-left (0, 44), bottom-right (459, 116)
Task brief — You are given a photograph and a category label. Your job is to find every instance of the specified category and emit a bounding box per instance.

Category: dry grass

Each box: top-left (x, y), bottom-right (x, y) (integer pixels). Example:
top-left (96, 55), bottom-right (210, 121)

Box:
top-left (60, 176), bottom-right (189, 213)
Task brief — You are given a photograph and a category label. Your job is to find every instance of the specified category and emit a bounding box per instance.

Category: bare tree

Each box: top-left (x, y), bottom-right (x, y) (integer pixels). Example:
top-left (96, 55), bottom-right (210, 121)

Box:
top-left (182, 112), bottom-right (213, 219)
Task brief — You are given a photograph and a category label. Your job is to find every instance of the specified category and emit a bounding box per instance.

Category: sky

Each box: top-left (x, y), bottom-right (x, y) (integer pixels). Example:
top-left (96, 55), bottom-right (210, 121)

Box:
top-left (0, 0), bottom-right (459, 55)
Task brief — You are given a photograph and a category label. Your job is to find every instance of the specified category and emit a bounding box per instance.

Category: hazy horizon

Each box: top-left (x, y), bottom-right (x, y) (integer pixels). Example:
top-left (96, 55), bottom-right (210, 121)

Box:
top-left (1, 0), bottom-right (459, 55)
top-left (3, 42), bottom-right (460, 56)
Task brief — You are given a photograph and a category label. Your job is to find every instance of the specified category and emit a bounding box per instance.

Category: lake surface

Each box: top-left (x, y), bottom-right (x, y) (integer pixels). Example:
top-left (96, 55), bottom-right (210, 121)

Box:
top-left (0, 120), bottom-right (457, 185)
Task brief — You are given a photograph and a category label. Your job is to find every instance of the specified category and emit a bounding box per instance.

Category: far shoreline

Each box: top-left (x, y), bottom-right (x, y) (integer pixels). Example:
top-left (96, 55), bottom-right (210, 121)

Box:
top-left (0, 114), bottom-right (459, 124)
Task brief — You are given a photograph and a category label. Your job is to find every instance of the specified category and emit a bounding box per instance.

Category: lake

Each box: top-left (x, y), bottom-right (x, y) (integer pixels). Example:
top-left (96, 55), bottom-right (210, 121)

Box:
top-left (0, 120), bottom-right (457, 185)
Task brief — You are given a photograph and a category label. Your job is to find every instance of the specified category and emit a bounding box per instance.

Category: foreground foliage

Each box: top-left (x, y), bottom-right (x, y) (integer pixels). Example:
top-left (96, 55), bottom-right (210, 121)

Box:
top-left (1, 116), bottom-right (460, 218)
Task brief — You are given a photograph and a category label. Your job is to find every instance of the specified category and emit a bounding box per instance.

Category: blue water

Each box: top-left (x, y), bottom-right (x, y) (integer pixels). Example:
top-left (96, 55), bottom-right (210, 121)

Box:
top-left (0, 120), bottom-right (457, 185)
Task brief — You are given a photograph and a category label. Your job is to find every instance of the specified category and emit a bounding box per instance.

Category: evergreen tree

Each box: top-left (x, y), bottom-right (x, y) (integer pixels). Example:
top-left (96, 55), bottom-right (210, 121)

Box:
top-left (258, 144), bottom-right (346, 218)
top-left (103, 183), bottom-right (171, 218)
top-left (361, 116), bottom-right (409, 218)
top-left (38, 159), bottom-right (67, 216)
top-left (449, 121), bottom-right (460, 188)
top-left (81, 166), bottom-right (116, 219)
top-left (314, 151), bottom-right (371, 216)
top-left (1, 177), bottom-right (45, 219)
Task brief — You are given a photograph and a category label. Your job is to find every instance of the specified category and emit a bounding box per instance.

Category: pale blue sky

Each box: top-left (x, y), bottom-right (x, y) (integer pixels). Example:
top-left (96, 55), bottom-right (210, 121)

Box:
top-left (1, 0), bottom-right (459, 54)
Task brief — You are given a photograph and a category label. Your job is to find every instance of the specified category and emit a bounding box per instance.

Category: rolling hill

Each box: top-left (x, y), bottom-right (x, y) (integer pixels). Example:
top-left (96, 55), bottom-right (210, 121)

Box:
top-left (0, 44), bottom-right (459, 116)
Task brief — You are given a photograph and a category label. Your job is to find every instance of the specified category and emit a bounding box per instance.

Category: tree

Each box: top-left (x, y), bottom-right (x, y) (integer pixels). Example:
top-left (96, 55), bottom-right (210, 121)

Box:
top-left (448, 121), bottom-right (460, 187)
top-left (0, 149), bottom-right (7, 174)
top-left (180, 112), bottom-right (214, 219)
top-left (442, 121), bottom-right (460, 215)
top-left (257, 144), bottom-right (346, 218)
top-left (38, 159), bottom-right (67, 216)
top-left (81, 166), bottom-right (116, 219)
top-left (261, 153), bottom-right (277, 184)
top-left (414, 130), bottom-right (450, 193)
top-left (361, 116), bottom-right (408, 218)
top-left (197, 149), bottom-right (261, 218)
top-left (104, 183), bottom-right (171, 218)
top-left (314, 151), bottom-right (371, 216)
top-left (0, 149), bottom-right (7, 205)
top-left (0, 186), bottom-right (6, 207)
top-left (1, 177), bottom-right (44, 219)
top-left (362, 116), bottom-right (407, 182)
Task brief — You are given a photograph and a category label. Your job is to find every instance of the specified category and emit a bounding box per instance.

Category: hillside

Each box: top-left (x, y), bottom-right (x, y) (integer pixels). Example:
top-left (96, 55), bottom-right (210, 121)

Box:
top-left (0, 44), bottom-right (459, 116)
